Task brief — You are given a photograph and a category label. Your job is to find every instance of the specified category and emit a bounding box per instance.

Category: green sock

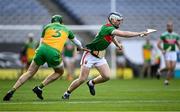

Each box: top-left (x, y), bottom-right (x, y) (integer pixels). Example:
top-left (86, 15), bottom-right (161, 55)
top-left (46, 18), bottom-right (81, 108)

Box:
top-left (39, 83), bottom-right (45, 89)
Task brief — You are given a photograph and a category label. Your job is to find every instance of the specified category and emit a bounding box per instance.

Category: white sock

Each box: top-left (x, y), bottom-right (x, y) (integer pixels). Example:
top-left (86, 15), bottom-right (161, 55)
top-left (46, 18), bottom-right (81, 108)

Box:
top-left (164, 80), bottom-right (169, 84)
top-left (89, 80), bottom-right (94, 86)
top-left (65, 91), bottom-right (70, 95)
top-left (38, 87), bottom-right (42, 91)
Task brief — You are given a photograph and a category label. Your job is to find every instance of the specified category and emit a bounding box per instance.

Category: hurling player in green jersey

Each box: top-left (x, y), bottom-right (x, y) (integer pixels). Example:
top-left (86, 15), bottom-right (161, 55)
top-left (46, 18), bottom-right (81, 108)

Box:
top-left (157, 21), bottom-right (180, 85)
top-left (141, 39), bottom-right (153, 78)
top-left (62, 12), bottom-right (149, 99)
top-left (20, 33), bottom-right (38, 75)
top-left (3, 15), bottom-right (83, 101)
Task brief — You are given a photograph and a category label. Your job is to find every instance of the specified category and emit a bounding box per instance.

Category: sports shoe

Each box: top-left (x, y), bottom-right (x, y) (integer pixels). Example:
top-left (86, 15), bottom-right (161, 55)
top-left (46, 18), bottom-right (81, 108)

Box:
top-left (62, 92), bottom-right (70, 100)
top-left (164, 80), bottom-right (169, 85)
top-left (156, 69), bottom-right (161, 80)
top-left (3, 90), bottom-right (14, 101)
top-left (87, 80), bottom-right (95, 96)
top-left (32, 86), bottom-right (43, 100)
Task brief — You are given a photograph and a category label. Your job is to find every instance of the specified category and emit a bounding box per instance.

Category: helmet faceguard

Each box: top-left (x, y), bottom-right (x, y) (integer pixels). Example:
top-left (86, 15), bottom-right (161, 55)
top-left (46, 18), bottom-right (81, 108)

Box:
top-left (51, 15), bottom-right (63, 24)
top-left (108, 12), bottom-right (123, 28)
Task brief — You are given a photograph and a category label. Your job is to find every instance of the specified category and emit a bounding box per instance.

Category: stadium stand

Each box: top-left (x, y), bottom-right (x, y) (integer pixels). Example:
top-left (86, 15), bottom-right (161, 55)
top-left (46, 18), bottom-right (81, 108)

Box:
top-left (0, 0), bottom-right (51, 43)
top-left (0, 0), bottom-right (50, 25)
top-left (56, 0), bottom-right (180, 39)
top-left (0, 0), bottom-right (180, 42)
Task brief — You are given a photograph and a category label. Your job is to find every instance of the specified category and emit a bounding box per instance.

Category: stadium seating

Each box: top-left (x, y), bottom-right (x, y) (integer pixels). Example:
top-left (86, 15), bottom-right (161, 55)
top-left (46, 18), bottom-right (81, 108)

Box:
top-left (56, 0), bottom-right (180, 39)
top-left (0, 0), bottom-right (51, 42)
top-left (0, 0), bottom-right (180, 42)
top-left (0, 0), bottom-right (50, 24)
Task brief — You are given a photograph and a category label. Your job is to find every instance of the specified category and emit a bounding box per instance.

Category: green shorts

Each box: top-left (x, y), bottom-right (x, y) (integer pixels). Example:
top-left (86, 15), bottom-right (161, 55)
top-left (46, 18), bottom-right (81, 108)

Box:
top-left (144, 59), bottom-right (151, 64)
top-left (33, 43), bottom-right (62, 68)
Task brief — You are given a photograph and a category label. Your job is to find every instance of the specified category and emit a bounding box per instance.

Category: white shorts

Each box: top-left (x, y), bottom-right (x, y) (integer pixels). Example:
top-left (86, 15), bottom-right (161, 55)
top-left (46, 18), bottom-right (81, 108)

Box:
top-left (164, 51), bottom-right (177, 61)
top-left (80, 51), bottom-right (108, 68)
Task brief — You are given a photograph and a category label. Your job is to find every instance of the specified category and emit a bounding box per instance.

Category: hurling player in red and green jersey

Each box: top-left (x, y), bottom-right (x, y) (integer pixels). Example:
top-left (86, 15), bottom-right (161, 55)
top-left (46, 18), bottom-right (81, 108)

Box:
top-left (63, 40), bottom-right (77, 81)
top-left (62, 12), bottom-right (149, 99)
top-left (157, 21), bottom-right (180, 85)
top-left (3, 15), bottom-right (83, 101)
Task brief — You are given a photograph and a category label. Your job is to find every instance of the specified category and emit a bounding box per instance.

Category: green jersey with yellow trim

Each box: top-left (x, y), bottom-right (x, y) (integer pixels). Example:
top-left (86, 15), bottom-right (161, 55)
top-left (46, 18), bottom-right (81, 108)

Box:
top-left (41, 22), bottom-right (74, 52)
top-left (86, 23), bottom-right (116, 51)
top-left (143, 43), bottom-right (153, 62)
top-left (25, 40), bottom-right (38, 62)
top-left (160, 31), bottom-right (180, 51)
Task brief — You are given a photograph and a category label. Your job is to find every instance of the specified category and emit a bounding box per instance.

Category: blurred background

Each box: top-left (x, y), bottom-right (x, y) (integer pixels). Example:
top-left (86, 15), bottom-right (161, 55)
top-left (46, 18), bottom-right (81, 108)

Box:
top-left (0, 0), bottom-right (180, 80)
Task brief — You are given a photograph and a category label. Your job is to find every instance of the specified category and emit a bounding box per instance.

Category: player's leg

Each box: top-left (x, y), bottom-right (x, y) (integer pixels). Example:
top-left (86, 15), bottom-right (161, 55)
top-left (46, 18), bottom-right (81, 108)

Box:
top-left (157, 53), bottom-right (168, 79)
top-left (68, 60), bottom-right (75, 80)
top-left (42, 64), bottom-right (64, 86)
top-left (171, 61), bottom-right (176, 77)
top-left (147, 63), bottom-right (151, 78)
top-left (33, 48), bottom-right (64, 100)
top-left (65, 58), bottom-right (74, 81)
top-left (62, 65), bottom-right (90, 99)
top-left (62, 51), bottom-right (92, 99)
top-left (141, 64), bottom-right (147, 78)
top-left (158, 67), bottom-right (168, 74)
top-left (3, 61), bottom-right (39, 101)
top-left (93, 63), bottom-right (111, 84)
top-left (165, 61), bottom-right (176, 85)
top-left (86, 63), bottom-right (111, 96)
top-left (164, 52), bottom-right (177, 85)
top-left (33, 63), bottom-right (64, 100)
top-left (164, 60), bottom-right (171, 85)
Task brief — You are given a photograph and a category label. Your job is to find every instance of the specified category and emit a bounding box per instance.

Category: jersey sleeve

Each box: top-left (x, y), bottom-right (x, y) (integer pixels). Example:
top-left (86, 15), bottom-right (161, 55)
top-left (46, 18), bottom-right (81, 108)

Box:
top-left (105, 26), bottom-right (116, 35)
top-left (68, 30), bottom-right (75, 39)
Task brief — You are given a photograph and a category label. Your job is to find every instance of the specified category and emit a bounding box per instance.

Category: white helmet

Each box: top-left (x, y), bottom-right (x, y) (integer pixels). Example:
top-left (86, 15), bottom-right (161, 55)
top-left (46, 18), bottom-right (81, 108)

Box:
top-left (108, 12), bottom-right (123, 28)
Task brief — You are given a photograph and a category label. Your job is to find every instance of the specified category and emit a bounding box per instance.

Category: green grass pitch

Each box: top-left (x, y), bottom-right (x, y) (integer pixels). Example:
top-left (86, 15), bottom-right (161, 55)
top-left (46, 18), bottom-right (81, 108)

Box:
top-left (0, 79), bottom-right (180, 111)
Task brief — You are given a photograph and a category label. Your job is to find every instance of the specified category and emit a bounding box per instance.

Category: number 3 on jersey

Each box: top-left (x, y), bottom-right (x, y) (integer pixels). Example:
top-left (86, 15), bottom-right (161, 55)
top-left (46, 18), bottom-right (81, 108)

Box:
top-left (52, 29), bottom-right (61, 38)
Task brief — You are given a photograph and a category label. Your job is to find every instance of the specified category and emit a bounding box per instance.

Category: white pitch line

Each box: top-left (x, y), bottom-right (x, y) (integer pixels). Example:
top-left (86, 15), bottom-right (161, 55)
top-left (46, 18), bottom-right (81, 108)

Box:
top-left (114, 89), bottom-right (180, 92)
top-left (1, 100), bottom-right (180, 105)
top-left (66, 100), bottom-right (180, 104)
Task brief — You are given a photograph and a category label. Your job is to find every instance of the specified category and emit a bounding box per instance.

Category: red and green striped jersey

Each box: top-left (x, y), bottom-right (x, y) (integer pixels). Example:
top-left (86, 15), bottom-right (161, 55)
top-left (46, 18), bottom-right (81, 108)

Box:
top-left (86, 23), bottom-right (116, 51)
top-left (63, 41), bottom-right (75, 57)
top-left (160, 32), bottom-right (180, 51)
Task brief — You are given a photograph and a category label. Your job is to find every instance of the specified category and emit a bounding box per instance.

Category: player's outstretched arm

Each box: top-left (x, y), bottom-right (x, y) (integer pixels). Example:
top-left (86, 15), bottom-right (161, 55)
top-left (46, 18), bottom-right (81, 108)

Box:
top-left (157, 39), bottom-right (165, 54)
top-left (70, 37), bottom-right (83, 50)
top-left (112, 29), bottom-right (147, 38)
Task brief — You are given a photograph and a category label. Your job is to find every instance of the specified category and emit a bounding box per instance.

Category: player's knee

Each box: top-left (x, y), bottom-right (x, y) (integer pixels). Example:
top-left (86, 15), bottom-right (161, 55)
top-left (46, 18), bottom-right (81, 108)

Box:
top-left (103, 75), bottom-right (110, 81)
top-left (54, 68), bottom-right (64, 76)
top-left (78, 77), bottom-right (86, 84)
